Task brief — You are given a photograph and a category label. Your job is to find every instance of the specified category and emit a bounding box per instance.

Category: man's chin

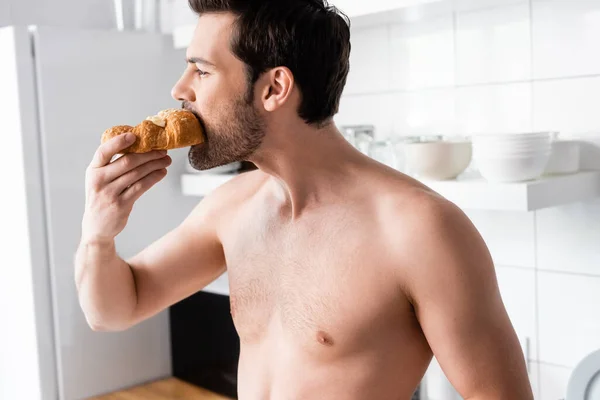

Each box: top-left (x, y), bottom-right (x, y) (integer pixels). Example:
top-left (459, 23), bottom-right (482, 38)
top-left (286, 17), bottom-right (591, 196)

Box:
top-left (187, 151), bottom-right (241, 172)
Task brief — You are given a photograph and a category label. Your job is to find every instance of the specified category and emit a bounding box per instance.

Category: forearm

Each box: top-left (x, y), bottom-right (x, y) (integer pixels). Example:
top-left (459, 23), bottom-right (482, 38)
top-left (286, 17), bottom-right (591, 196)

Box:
top-left (74, 237), bottom-right (137, 332)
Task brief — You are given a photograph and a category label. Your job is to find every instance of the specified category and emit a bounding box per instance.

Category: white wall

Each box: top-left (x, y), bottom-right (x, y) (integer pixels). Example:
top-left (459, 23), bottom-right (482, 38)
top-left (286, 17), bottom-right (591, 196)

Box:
top-left (334, 0), bottom-right (600, 399)
top-left (1, 0), bottom-right (116, 29)
top-left (0, 1), bottom-right (11, 26)
top-left (0, 0), bottom-right (181, 32)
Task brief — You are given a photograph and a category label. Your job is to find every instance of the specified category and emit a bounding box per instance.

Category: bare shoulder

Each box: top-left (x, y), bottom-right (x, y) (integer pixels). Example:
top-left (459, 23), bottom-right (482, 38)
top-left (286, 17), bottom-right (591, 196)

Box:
top-left (372, 172), bottom-right (493, 298)
top-left (372, 169), bottom-right (475, 239)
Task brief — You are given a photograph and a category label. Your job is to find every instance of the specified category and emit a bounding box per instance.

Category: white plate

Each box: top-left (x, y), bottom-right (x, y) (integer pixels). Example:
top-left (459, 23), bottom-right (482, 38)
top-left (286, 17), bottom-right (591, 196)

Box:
top-left (566, 349), bottom-right (600, 400)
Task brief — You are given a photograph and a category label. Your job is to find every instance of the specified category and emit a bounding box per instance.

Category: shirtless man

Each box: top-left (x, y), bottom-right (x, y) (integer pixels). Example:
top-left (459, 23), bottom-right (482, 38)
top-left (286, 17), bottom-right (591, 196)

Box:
top-left (75, 0), bottom-right (534, 398)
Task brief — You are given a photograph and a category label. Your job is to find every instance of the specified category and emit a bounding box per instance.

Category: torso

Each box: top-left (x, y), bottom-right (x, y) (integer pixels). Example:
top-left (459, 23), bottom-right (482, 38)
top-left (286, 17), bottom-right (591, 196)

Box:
top-left (218, 169), bottom-right (435, 400)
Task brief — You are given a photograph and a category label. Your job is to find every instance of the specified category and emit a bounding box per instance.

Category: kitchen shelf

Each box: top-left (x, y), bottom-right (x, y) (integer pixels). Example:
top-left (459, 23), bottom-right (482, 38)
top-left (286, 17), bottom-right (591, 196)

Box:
top-left (422, 171), bottom-right (600, 211)
top-left (181, 171), bottom-right (600, 212)
top-left (181, 172), bottom-right (238, 197)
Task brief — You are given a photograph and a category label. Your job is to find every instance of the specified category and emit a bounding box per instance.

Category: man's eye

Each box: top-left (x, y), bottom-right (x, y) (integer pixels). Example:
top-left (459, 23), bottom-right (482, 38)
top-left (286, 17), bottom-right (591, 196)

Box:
top-left (195, 69), bottom-right (208, 77)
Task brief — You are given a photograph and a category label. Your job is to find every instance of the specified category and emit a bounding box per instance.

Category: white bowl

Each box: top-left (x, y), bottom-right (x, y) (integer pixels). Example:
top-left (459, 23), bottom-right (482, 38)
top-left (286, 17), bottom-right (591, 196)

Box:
top-left (475, 152), bottom-right (551, 183)
top-left (544, 140), bottom-right (580, 175)
top-left (404, 141), bottom-right (472, 180)
top-left (474, 132), bottom-right (553, 140)
top-left (473, 135), bottom-right (551, 142)
top-left (474, 147), bottom-right (552, 158)
top-left (473, 135), bottom-right (552, 158)
top-left (474, 144), bottom-right (551, 153)
top-left (473, 133), bottom-right (552, 146)
top-left (473, 139), bottom-right (552, 149)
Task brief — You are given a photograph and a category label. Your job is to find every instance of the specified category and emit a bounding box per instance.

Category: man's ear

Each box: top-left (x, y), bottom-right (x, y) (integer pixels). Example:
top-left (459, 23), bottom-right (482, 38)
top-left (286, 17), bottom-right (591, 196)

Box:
top-left (259, 67), bottom-right (295, 112)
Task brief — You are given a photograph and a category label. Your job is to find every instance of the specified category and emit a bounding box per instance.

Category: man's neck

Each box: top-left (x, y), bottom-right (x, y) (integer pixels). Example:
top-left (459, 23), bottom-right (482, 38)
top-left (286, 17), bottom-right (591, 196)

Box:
top-left (250, 122), bottom-right (366, 220)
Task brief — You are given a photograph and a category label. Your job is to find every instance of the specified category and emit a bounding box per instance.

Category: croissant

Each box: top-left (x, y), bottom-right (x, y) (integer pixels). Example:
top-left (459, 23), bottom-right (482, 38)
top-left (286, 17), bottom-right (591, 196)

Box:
top-left (101, 108), bottom-right (205, 153)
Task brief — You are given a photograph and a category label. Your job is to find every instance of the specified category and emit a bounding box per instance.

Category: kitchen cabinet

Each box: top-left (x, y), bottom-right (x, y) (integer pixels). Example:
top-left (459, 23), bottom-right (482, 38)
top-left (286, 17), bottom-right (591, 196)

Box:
top-left (170, 0), bottom-right (447, 49)
top-left (0, 1), bottom-right (11, 27)
top-left (6, 0), bottom-right (115, 29)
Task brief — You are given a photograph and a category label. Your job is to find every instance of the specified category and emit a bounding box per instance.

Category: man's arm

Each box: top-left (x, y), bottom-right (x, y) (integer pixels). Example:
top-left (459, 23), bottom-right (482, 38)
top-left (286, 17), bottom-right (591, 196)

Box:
top-left (76, 187), bottom-right (227, 332)
top-left (75, 161), bottom-right (249, 332)
top-left (401, 198), bottom-right (534, 399)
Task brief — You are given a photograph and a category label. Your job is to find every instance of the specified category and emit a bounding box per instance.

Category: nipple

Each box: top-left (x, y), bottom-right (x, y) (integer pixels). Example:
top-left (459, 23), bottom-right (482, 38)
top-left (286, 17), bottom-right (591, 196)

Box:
top-left (316, 331), bottom-right (335, 347)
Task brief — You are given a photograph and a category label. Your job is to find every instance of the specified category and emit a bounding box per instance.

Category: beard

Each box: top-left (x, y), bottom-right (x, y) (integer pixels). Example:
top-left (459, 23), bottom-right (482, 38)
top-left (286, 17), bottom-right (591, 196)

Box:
top-left (183, 95), bottom-right (265, 171)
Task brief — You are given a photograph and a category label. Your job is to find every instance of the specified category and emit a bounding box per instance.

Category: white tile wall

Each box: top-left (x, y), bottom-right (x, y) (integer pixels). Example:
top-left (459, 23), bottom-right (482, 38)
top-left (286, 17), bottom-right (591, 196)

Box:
top-left (336, 3), bottom-right (600, 388)
top-left (345, 26), bottom-right (390, 95)
top-left (455, 82), bottom-right (532, 134)
top-left (495, 265), bottom-right (538, 361)
top-left (533, 77), bottom-right (600, 134)
top-left (392, 89), bottom-right (456, 135)
top-left (536, 199), bottom-right (600, 276)
top-left (464, 210), bottom-right (536, 268)
top-left (532, 0), bottom-right (600, 79)
top-left (537, 362), bottom-right (573, 400)
top-left (454, 0), bottom-right (528, 13)
top-left (335, 94), bottom-right (395, 138)
top-left (456, 3), bottom-right (531, 85)
top-left (537, 271), bottom-right (600, 367)
top-left (389, 15), bottom-right (454, 90)
top-left (350, 1), bottom-right (454, 30)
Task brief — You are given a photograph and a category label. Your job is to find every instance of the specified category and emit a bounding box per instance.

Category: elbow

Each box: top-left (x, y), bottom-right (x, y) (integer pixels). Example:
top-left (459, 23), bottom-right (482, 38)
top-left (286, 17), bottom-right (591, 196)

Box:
top-left (86, 317), bottom-right (111, 332)
top-left (78, 295), bottom-right (137, 332)
top-left (86, 316), bottom-right (131, 333)
top-left (88, 321), bottom-right (130, 333)
top-left (88, 321), bottom-right (110, 332)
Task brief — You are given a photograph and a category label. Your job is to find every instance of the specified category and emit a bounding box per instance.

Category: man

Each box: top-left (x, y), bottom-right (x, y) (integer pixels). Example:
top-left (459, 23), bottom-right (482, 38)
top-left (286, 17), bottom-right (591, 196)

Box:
top-left (75, 0), bottom-right (534, 398)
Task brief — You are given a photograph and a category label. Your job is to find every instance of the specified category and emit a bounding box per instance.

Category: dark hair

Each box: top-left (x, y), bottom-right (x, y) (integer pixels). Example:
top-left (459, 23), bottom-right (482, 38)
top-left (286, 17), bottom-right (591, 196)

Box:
top-left (188, 0), bottom-right (351, 127)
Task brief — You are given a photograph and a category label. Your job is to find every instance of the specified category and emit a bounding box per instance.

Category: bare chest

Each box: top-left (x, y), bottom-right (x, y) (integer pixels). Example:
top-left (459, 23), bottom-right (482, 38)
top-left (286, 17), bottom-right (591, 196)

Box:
top-left (221, 213), bottom-right (406, 353)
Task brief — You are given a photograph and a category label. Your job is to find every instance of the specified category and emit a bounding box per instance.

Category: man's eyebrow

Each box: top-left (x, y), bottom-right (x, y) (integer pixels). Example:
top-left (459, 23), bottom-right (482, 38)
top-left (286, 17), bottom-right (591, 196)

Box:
top-left (187, 57), bottom-right (216, 67)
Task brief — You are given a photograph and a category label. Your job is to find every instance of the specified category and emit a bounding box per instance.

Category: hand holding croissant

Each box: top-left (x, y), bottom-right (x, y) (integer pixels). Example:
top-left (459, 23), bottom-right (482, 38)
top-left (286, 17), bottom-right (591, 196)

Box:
top-left (101, 108), bottom-right (205, 154)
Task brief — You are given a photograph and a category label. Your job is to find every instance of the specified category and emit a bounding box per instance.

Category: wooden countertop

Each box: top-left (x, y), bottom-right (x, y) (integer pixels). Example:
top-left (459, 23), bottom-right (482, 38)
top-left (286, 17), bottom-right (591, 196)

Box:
top-left (88, 377), bottom-right (234, 400)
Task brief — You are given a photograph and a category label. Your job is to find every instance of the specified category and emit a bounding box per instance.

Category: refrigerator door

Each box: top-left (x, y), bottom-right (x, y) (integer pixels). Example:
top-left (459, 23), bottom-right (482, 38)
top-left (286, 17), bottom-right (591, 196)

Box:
top-left (30, 26), bottom-right (199, 399)
top-left (0, 25), bottom-right (58, 400)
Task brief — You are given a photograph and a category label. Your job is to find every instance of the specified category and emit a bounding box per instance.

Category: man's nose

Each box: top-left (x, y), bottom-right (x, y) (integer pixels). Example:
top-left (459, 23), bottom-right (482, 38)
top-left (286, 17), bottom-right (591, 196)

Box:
top-left (171, 75), bottom-right (196, 102)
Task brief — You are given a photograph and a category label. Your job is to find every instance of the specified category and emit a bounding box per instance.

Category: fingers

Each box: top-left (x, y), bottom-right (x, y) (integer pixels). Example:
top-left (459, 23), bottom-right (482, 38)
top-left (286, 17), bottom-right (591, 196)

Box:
top-left (103, 150), bottom-right (168, 182)
top-left (90, 133), bottom-right (136, 168)
top-left (109, 155), bottom-right (172, 195)
top-left (120, 168), bottom-right (168, 204)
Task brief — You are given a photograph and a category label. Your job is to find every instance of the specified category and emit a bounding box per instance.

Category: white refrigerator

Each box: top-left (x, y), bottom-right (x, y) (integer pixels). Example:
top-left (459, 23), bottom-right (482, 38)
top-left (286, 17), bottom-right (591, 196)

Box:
top-left (0, 25), bottom-right (202, 400)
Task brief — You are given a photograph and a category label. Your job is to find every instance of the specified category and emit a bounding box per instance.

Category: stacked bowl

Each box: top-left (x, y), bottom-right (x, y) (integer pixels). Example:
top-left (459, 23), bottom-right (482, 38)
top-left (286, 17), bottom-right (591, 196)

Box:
top-left (472, 132), bottom-right (553, 183)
